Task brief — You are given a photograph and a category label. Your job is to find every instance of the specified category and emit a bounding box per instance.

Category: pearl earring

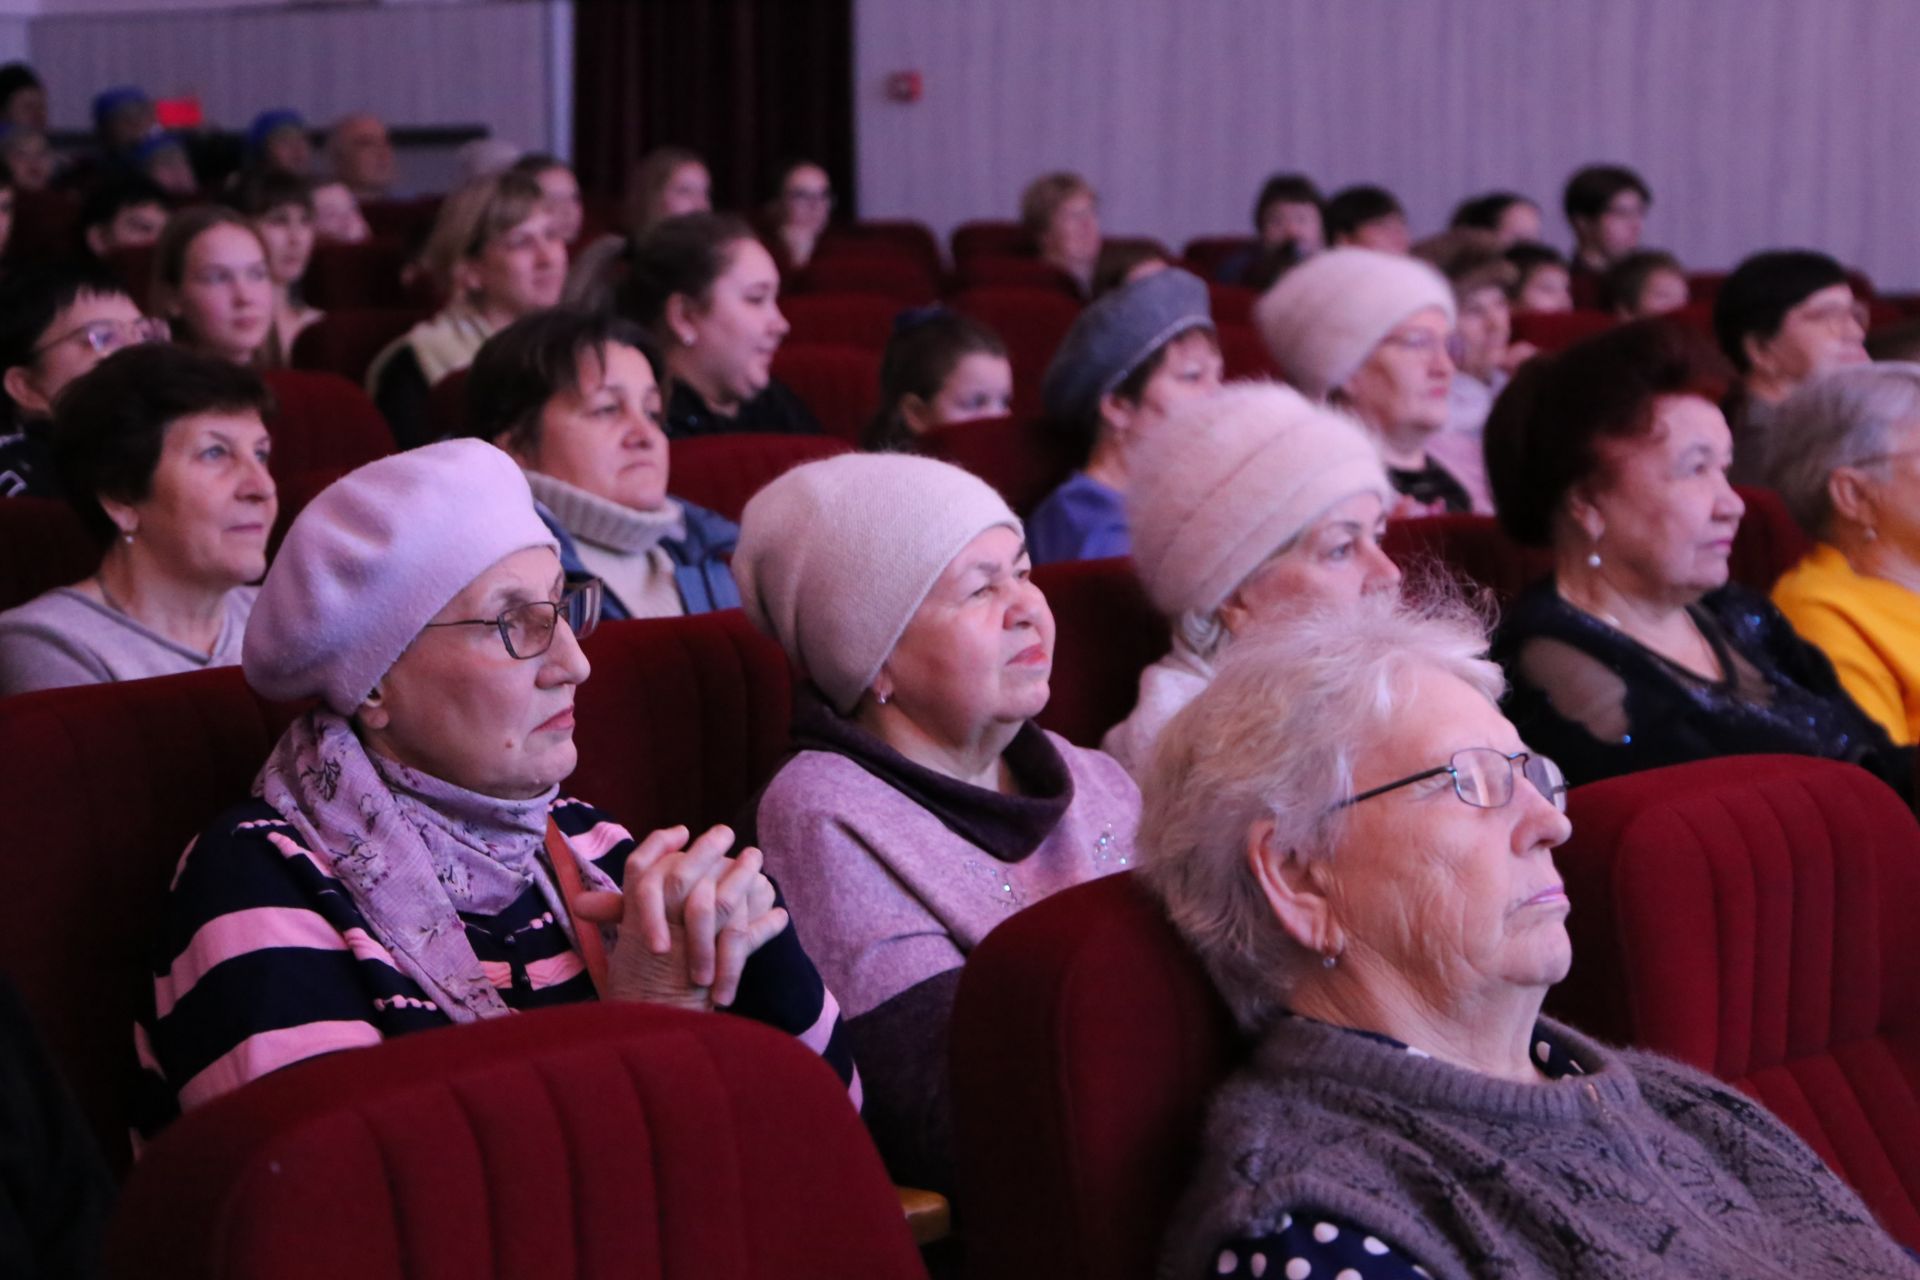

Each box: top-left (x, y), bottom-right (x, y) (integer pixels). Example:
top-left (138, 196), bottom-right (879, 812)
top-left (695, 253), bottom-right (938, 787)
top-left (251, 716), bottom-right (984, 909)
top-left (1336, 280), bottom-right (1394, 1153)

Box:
top-left (875, 691), bottom-right (890, 707)
top-left (1321, 952), bottom-right (1338, 970)
top-left (1586, 550), bottom-right (1601, 569)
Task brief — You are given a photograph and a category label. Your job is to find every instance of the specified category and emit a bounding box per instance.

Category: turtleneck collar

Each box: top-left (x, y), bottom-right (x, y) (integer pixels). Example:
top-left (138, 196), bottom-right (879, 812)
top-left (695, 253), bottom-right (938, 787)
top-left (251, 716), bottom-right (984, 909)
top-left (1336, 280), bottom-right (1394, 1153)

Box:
top-left (524, 469), bottom-right (686, 556)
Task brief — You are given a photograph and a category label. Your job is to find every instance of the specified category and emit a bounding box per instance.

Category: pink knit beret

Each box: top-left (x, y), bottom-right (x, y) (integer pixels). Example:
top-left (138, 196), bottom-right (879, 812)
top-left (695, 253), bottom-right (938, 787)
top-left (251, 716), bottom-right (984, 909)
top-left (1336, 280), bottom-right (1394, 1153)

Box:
top-left (1253, 247), bottom-right (1456, 401)
top-left (1127, 382), bottom-right (1392, 619)
top-left (735, 453), bottom-right (1020, 715)
top-left (244, 439), bottom-right (560, 714)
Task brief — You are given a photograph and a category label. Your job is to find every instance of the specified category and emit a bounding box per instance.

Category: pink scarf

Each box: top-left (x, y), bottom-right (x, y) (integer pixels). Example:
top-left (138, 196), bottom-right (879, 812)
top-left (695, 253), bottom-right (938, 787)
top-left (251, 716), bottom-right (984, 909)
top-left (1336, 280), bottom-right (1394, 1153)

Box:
top-left (256, 709), bottom-right (618, 1021)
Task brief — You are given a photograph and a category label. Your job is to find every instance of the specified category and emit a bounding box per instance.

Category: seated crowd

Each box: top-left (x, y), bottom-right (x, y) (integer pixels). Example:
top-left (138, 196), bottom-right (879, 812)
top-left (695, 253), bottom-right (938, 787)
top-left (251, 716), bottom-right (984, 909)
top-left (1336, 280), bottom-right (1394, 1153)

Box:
top-left (5, 60), bottom-right (1920, 1280)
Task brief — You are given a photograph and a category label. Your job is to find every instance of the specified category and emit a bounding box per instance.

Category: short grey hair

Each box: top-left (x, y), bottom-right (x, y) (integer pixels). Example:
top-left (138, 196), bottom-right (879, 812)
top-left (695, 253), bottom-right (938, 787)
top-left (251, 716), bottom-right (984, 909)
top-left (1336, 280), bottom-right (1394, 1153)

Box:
top-left (1135, 593), bottom-right (1501, 1032)
top-left (1764, 362), bottom-right (1920, 538)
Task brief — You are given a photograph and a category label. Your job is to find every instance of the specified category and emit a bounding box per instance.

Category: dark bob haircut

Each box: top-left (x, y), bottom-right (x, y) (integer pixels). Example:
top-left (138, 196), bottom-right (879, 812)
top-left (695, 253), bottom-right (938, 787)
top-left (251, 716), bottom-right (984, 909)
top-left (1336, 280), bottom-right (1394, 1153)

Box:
top-left (465, 306), bottom-right (661, 453)
top-left (1484, 318), bottom-right (1732, 548)
top-left (1711, 249), bottom-right (1851, 373)
top-left (1323, 184), bottom-right (1404, 242)
top-left (1252, 173), bottom-right (1323, 230)
top-left (1450, 191), bottom-right (1533, 233)
top-left (51, 343), bottom-right (274, 546)
top-left (1561, 164), bottom-right (1651, 223)
top-left (617, 211), bottom-right (760, 335)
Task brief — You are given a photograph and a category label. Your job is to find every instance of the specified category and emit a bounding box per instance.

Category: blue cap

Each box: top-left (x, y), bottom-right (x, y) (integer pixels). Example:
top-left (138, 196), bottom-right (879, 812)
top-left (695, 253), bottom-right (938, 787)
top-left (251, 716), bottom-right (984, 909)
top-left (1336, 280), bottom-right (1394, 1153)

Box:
top-left (247, 109), bottom-right (306, 156)
top-left (91, 85), bottom-right (149, 130)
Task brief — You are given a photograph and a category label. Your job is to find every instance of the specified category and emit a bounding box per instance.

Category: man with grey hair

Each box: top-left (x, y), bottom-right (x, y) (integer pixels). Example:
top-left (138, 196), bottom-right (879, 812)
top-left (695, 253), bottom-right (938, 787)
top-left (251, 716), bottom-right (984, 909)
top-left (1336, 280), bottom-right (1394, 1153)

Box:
top-left (328, 112), bottom-right (396, 200)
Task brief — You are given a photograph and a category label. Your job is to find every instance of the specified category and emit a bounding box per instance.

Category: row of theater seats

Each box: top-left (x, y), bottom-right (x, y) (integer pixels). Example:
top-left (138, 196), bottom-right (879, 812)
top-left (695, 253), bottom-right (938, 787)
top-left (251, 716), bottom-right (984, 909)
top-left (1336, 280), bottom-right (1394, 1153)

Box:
top-left (6, 569), bottom-right (1917, 1274)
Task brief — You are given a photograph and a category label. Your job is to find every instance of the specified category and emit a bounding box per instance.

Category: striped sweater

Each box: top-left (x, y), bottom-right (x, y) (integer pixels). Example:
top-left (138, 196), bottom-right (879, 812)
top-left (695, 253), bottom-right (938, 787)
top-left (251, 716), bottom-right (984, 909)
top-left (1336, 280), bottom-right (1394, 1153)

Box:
top-left (136, 794), bottom-right (857, 1136)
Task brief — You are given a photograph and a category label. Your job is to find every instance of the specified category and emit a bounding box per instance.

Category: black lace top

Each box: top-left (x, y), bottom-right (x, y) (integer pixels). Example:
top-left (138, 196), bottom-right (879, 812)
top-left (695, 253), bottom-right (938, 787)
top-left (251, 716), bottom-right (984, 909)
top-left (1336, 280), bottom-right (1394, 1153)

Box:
top-left (1493, 580), bottom-right (1915, 802)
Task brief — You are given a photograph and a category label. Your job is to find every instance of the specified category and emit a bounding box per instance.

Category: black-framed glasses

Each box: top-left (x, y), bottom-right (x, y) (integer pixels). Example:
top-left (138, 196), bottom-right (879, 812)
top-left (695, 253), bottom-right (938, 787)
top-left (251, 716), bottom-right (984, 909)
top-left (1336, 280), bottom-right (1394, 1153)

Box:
top-left (1336, 748), bottom-right (1567, 814)
top-left (421, 579), bottom-right (602, 659)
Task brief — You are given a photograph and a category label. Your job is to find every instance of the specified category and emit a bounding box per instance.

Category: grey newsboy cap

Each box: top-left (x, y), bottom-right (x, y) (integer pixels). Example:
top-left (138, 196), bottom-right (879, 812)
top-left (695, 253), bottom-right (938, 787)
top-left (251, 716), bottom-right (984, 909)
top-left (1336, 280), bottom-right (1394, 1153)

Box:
top-left (1041, 267), bottom-right (1215, 422)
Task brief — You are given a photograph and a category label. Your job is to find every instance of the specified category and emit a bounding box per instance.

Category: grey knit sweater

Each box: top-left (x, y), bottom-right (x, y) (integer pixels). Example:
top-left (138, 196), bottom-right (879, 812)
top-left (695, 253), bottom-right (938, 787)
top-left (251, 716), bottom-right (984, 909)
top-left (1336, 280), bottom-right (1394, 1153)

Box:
top-left (1163, 1015), bottom-right (1917, 1279)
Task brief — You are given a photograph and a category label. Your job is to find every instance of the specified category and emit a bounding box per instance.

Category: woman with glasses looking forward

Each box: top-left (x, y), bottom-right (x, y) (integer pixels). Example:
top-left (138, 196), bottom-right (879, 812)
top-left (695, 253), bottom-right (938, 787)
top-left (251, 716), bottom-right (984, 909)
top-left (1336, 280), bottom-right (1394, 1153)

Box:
top-left (761, 158), bottom-right (834, 275)
top-left (1484, 318), bottom-right (1914, 799)
top-left (1143, 599), bottom-right (1918, 1278)
top-left (137, 440), bottom-right (856, 1129)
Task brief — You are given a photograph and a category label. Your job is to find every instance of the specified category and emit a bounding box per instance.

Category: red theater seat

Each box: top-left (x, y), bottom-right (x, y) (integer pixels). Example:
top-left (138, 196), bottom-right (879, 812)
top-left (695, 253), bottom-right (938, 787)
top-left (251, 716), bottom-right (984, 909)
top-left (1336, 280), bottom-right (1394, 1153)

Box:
top-left (795, 254), bottom-right (938, 304)
top-left (0, 496), bottom-right (99, 612)
top-left (289, 306), bottom-right (426, 383)
top-left (668, 432), bottom-right (852, 523)
top-left (426, 367), bottom-right (470, 441)
top-left (952, 872), bottom-right (1240, 1280)
top-left (1206, 282), bottom-right (1255, 328)
top-left (951, 220), bottom-right (1032, 263)
top-left (1030, 557), bottom-right (1168, 748)
top-left (955, 256), bottom-right (1082, 297)
top-left (782, 293), bottom-right (900, 350)
top-left (299, 240), bottom-right (414, 310)
top-left (1546, 755), bottom-right (1920, 1248)
top-left (950, 286), bottom-right (1083, 412)
top-left (921, 414), bottom-right (1076, 516)
top-left (261, 368), bottom-right (395, 479)
top-left (107, 1004), bottom-right (926, 1280)
top-left (1181, 235), bottom-right (1256, 280)
top-left (1511, 308), bottom-right (1617, 354)
top-left (818, 219), bottom-right (943, 280)
top-left (771, 342), bottom-right (882, 442)
top-left (359, 196), bottom-right (441, 247)
top-left (1216, 323), bottom-right (1279, 381)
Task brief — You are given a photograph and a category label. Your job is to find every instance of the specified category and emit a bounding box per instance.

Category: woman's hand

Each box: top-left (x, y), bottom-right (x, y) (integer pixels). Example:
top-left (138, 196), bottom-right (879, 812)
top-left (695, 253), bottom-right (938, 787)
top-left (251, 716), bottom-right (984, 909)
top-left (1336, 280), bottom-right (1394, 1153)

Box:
top-left (571, 824), bottom-right (789, 1011)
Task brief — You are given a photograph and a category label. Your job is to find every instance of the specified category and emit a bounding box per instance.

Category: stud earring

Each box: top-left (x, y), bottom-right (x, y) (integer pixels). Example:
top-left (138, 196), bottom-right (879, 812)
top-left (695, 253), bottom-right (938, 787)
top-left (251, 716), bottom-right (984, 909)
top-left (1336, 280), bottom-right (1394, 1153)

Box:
top-left (1586, 550), bottom-right (1601, 569)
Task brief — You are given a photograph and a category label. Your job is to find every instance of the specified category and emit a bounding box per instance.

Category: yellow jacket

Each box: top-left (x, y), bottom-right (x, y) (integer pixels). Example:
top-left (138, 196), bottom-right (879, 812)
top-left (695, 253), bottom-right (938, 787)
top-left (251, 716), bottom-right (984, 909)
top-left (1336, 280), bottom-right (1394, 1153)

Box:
top-left (1772, 542), bottom-right (1920, 745)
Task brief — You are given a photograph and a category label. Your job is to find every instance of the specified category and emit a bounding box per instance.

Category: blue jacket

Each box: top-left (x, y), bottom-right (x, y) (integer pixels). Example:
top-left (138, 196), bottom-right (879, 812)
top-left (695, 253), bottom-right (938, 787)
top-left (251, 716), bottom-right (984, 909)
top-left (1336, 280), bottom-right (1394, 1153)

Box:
top-left (538, 498), bottom-right (742, 619)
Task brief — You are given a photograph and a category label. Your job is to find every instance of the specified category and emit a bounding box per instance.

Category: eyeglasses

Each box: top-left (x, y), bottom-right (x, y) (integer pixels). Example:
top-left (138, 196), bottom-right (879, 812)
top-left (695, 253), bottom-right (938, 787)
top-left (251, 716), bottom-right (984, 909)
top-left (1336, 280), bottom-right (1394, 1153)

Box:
top-left (1336, 748), bottom-right (1567, 814)
top-left (1378, 328), bottom-right (1449, 356)
top-left (1792, 299), bottom-right (1869, 332)
top-left (420, 580), bottom-right (602, 660)
top-left (30, 315), bottom-right (170, 359)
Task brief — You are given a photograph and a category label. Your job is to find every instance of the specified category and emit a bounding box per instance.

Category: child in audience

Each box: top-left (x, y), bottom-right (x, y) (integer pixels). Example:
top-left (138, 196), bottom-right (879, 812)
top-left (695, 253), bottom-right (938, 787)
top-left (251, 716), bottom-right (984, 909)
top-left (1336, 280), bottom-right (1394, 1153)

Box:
top-left (1324, 184), bottom-right (1411, 254)
top-left (1506, 240), bottom-right (1574, 314)
top-left (1448, 190), bottom-right (1543, 248)
top-left (1603, 248), bottom-right (1690, 318)
top-left (78, 175), bottom-right (167, 261)
top-left (230, 170), bottom-right (323, 366)
top-left (1216, 172), bottom-right (1325, 285)
top-left (151, 207), bottom-right (273, 367)
top-left (864, 307), bottom-right (1013, 452)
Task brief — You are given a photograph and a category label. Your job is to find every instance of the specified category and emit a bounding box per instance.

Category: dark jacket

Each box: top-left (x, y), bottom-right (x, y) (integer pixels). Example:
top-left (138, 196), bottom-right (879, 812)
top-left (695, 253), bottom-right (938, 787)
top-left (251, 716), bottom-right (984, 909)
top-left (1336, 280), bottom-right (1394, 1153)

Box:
top-left (664, 378), bottom-right (820, 440)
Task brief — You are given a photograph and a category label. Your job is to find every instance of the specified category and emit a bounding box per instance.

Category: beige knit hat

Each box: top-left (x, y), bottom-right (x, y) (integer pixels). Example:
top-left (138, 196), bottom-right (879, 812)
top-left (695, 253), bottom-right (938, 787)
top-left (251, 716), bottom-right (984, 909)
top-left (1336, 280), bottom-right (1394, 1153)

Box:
top-left (1127, 381), bottom-right (1392, 619)
top-left (735, 453), bottom-right (1021, 714)
top-left (1253, 247), bottom-right (1456, 400)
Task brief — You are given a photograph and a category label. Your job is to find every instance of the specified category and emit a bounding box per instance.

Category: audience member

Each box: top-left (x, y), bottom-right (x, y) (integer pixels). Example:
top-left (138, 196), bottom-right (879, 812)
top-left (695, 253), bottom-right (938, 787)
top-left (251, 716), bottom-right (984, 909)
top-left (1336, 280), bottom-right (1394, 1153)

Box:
top-left (1215, 172), bottom-right (1324, 285)
top-left (327, 112), bottom-right (395, 200)
top-left (1417, 229), bottom-right (1524, 512)
top-left (619, 211), bottom-right (817, 438)
top-left (1324, 184), bottom-right (1411, 254)
top-left (1449, 189), bottom-right (1544, 247)
top-left (627, 146), bottom-right (711, 235)
top-left (90, 85), bottom-right (154, 162)
top-left (735, 452), bottom-right (1141, 1188)
top-left (0, 127), bottom-right (52, 193)
top-left (467, 308), bottom-right (740, 618)
top-left (151, 207), bottom-right (273, 367)
top-left (310, 179), bottom-right (370, 244)
top-left (229, 170), bottom-right (322, 367)
top-left (1506, 240), bottom-right (1574, 314)
top-left (139, 438), bottom-right (855, 1128)
top-left (1103, 382), bottom-right (1398, 776)
top-left (510, 151), bottom-right (585, 244)
top-left (79, 175), bottom-right (167, 261)
top-left (0, 261), bottom-right (160, 499)
top-left (1257, 247), bottom-right (1469, 513)
top-left (1142, 599), bottom-right (1920, 1279)
top-left (761, 157), bottom-right (834, 274)
top-left (133, 131), bottom-right (196, 198)
top-left (368, 170), bottom-right (567, 446)
top-left (1484, 318), bottom-right (1911, 797)
top-left (1020, 170), bottom-right (1102, 296)
top-left (863, 307), bottom-right (1012, 452)
top-left (1091, 239), bottom-right (1171, 297)
top-left (1563, 162), bottom-right (1650, 288)
top-left (1766, 363), bottom-right (1920, 745)
top-left (1028, 267), bottom-right (1220, 563)
top-left (0, 345), bottom-right (273, 695)
top-left (1603, 247), bottom-right (1689, 318)
top-left (245, 108), bottom-right (312, 178)
top-left (0, 62), bottom-right (46, 133)
top-left (1714, 248), bottom-right (1868, 482)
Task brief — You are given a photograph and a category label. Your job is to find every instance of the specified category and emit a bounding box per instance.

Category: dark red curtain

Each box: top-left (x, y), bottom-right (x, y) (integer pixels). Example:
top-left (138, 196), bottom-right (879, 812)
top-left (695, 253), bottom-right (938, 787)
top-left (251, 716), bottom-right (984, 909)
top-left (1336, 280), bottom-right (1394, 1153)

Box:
top-left (573, 0), bottom-right (855, 219)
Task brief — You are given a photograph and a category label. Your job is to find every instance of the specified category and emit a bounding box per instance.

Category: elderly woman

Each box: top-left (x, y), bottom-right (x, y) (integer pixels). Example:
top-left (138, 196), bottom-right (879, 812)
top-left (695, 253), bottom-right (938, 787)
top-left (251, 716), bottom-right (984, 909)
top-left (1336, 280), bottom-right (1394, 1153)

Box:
top-left (368, 170), bottom-right (568, 447)
top-left (466, 307), bottom-right (740, 618)
top-left (863, 307), bottom-right (1012, 452)
top-left (618, 212), bottom-right (817, 438)
top-left (1027, 267), bottom-right (1221, 563)
top-left (1259, 247), bottom-right (1468, 514)
top-left (151, 208), bottom-right (273, 368)
top-left (0, 345), bottom-right (272, 695)
top-left (137, 439), bottom-right (854, 1129)
top-left (1101, 382), bottom-right (1400, 777)
top-left (1715, 249), bottom-right (1869, 483)
top-left (1766, 363), bottom-right (1920, 745)
top-left (735, 453), bottom-right (1141, 1189)
top-left (229, 170), bottom-right (323, 367)
top-left (1143, 599), bottom-right (1920, 1278)
top-left (1484, 318), bottom-right (1912, 796)
top-left (1020, 171), bottom-right (1102, 296)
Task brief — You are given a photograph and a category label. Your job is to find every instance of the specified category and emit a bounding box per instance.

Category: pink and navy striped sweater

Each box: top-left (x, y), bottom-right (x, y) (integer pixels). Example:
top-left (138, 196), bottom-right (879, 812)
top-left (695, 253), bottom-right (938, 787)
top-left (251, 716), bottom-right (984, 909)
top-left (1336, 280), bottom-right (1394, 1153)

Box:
top-left (135, 794), bottom-right (857, 1135)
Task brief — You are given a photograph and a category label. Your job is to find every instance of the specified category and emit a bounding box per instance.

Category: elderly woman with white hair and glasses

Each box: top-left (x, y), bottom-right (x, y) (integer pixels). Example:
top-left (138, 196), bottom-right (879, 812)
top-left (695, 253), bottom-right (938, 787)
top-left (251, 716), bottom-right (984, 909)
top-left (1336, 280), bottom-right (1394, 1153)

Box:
top-left (734, 452), bottom-right (1141, 1190)
top-left (1101, 382), bottom-right (1401, 778)
top-left (1141, 599), bottom-right (1920, 1279)
top-left (138, 440), bottom-right (855, 1132)
top-left (1767, 363), bottom-right (1920, 745)
top-left (1257, 246), bottom-right (1468, 515)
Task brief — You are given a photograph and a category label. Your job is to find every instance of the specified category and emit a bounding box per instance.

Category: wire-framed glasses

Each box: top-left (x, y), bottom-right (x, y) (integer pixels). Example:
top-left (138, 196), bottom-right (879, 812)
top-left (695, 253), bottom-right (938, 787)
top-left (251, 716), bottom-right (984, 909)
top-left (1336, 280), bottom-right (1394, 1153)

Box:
top-left (1335, 748), bottom-right (1567, 814)
top-left (421, 579), bottom-right (603, 660)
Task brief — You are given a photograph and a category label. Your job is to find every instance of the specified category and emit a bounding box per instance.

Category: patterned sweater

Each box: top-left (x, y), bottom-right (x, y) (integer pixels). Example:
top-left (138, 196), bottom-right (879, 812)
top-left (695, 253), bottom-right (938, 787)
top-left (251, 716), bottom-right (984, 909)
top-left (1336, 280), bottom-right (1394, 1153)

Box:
top-left (136, 795), bottom-right (857, 1135)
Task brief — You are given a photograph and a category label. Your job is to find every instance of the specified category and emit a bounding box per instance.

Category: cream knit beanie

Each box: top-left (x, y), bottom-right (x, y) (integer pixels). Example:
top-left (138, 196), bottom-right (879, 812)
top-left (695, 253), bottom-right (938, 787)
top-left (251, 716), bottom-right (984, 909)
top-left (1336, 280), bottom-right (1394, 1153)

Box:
top-left (735, 454), bottom-right (1021, 714)
top-left (1128, 381), bottom-right (1392, 619)
top-left (1253, 247), bottom-right (1456, 401)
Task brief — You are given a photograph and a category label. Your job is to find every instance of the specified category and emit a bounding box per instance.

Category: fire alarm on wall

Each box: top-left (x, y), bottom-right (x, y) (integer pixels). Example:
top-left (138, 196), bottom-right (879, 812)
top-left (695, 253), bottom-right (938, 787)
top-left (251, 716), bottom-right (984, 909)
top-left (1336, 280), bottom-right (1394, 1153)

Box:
top-left (885, 71), bottom-right (923, 103)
